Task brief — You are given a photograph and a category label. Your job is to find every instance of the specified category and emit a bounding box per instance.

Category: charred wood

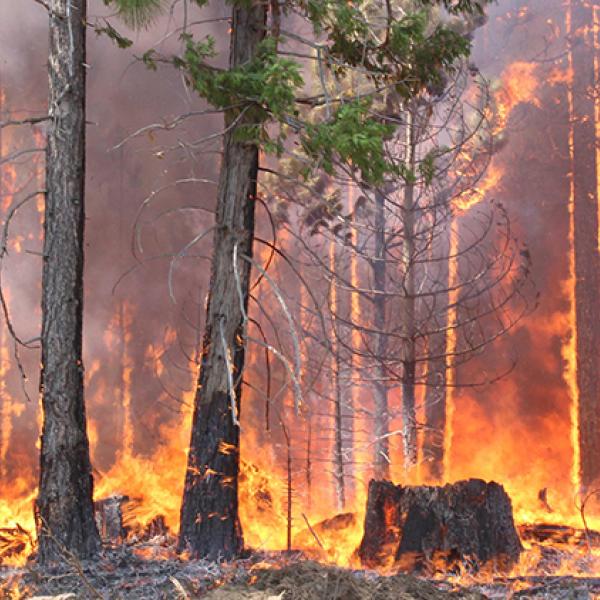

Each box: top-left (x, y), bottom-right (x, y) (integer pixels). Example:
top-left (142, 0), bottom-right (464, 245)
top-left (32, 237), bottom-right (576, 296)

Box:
top-left (177, 2), bottom-right (267, 561)
top-left (519, 523), bottom-right (600, 547)
top-left (95, 495), bottom-right (129, 544)
top-left (569, 1), bottom-right (600, 492)
top-left (358, 478), bottom-right (522, 572)
top-left (36, 0), bottom-right (100, 563)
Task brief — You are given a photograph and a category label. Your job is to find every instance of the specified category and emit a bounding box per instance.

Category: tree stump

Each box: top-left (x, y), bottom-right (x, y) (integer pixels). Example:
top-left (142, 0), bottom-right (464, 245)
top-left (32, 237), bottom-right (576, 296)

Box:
top-left (95, 495), bottom-right (129, 544)
top-left (357, 479), bottom-right (522, 572)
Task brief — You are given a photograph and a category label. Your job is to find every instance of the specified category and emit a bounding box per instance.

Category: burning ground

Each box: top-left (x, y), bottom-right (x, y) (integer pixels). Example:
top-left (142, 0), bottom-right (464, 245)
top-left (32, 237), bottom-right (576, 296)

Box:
top-left (1, 549), bottom-right (600, 599)
top-left (1, 0), bottom-right (600, 597)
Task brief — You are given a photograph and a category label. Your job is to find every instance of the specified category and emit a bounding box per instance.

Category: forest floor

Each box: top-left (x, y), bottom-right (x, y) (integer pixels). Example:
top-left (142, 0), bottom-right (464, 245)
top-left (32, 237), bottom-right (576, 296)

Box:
top-left (0, 545), bottom-right (598, 599)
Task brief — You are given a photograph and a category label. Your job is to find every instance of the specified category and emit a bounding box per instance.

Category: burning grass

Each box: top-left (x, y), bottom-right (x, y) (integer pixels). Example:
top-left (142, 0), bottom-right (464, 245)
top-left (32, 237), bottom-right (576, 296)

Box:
top-left (3, 489), bottom-right (600, 598)
top-left (2, 549), bottom-right (600, 599)
top-left (5, 482), bottom-right (600, 598)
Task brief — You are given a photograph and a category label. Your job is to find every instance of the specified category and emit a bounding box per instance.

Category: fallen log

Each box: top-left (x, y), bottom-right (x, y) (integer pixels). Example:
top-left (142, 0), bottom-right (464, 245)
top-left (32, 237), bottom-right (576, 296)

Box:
top-left (518, 522), bottom-right (600, 546)
top-left (357, 478), bottom-right (522, 573)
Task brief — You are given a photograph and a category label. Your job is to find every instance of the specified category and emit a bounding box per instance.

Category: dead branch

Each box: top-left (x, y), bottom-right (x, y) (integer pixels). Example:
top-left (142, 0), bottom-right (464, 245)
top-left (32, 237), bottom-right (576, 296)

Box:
top-left (1, 190), bottom-right (45, 258)
top-left (240, 253), bottom-right (303, 413)
top-left (0, 116), bottom-right (49, 130)
top-left (301, 513), bottom-right (324, 550)
top-left (31, 0), bottom-right (50, 11)
top-left (218, 316), bottom-right (240, 428)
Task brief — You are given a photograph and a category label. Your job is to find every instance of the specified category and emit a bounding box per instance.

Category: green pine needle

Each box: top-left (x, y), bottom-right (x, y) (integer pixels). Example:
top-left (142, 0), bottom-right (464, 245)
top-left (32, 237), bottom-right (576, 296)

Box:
top-left (110, 0), bottom-right (167, 29)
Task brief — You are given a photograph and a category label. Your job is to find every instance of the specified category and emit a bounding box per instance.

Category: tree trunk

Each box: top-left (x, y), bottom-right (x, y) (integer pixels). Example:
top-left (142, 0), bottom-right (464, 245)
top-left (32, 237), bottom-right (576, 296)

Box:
top-left (178, 4), bottom-right (266, 560)
top-left (306, 417), bottom-right (312, 510)
top-left (36, 0), bottom-right (101, 563)
top-left (401, 110), bottom-right (417, 472)
top-left (422, 221), bottom-right (449, 482)
top-left (347, 182), bottom-right (359, 501)
top-left (0, 88), bottom-right (9, 483)
top-left (329, 242), bottom-right (347, 508)
top-left (284, 423), bottom-right (293, 552)
top-left (373, 190), bottom-right (390, 480)
top-left (333, 344), bottom-right (346, 509)
top-left (568, 0), bottom-right (600, 493)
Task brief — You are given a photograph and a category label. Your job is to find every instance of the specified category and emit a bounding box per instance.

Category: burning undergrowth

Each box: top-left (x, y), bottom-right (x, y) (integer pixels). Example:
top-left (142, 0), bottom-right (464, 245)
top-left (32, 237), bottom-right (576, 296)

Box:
top-left (1, 0), bottom-right (600, 595)
top-left (1, 549), bottom-right (600, 599)
top-left (3, 479), bottom-right (600, 598)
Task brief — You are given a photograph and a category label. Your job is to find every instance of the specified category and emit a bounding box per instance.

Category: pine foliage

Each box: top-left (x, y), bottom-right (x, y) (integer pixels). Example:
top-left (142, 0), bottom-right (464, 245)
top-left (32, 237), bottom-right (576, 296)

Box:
top-left (105, 0), bottom-right (167, 29)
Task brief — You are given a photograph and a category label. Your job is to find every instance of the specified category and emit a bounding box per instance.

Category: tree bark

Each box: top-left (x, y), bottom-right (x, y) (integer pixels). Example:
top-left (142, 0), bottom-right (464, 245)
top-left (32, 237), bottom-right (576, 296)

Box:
top-left (358, 479), bottom-right (522, 572)
top-left (36, 0), bottom-right (101, 563)
top-left (373, 190), bottom-right (390, 480)
top-left (401, 110), bottom-right (417, 472)
top-left (423, 222), bottom-right (450, 483)
top-left (568, 0), bottom-right (600, 492)
top-left (178, 4), bottom-right (266, 560)
top-left (329, 243), bottom-right (347, 509)
top-left (333, 343), bottom-right (346, 509)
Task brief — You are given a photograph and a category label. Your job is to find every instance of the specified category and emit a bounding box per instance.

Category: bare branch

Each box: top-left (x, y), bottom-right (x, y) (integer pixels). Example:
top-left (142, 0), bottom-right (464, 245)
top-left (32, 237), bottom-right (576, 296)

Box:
top-left (0, 115), bottom-right (49, 130)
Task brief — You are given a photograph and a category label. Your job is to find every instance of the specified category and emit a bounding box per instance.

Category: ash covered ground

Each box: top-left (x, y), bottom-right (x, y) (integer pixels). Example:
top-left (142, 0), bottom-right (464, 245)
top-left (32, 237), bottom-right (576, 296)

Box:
top-left (1, 544), bottom-right (598, 600)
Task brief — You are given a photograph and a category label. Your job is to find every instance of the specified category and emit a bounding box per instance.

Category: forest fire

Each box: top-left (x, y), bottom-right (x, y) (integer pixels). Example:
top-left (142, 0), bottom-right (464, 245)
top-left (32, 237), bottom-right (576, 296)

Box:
top-left (1, 0), bottom-right (600, 597)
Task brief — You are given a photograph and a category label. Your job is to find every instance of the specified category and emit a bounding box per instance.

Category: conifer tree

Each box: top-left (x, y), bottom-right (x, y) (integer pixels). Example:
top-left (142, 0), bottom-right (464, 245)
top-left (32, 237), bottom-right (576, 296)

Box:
top-left (111, 0), bottom-right (492, 559)
top-left (36, 0), bottom-right (101, 563)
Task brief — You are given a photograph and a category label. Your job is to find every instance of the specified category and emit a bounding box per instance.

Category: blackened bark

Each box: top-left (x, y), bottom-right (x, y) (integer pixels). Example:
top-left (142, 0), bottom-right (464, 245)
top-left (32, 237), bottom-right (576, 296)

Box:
top-left (358, 479), bottom-right (522, 572)
top-left (569, 2), bottom-right (600, 492)
top-left (178, 4), bottom-right (266, 560)
top-left (357, 480), bottom-right (402, 566)
top-left (36, 0), bottom-right (100, 563)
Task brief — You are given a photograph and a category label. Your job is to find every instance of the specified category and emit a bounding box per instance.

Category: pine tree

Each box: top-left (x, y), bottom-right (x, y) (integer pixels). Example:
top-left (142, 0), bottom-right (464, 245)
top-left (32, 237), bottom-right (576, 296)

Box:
top-left (110, 0), bottom-right (493, 559)
top-left (36, 0), bottom-right (101, 563)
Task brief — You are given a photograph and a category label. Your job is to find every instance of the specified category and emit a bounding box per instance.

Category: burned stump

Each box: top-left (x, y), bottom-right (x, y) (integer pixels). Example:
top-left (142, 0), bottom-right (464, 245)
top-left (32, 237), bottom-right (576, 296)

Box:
top-left (95, 495), bottom-right (171, 545)
top-left (95, 495), bottom-right (129, 544)
top-left (358, 478), bottom-right (522, 572)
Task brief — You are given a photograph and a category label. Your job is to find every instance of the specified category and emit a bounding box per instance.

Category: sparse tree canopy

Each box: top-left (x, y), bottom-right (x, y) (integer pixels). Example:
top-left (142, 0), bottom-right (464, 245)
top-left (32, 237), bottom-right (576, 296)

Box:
top-left (107, 0), bottom-right (493, 560)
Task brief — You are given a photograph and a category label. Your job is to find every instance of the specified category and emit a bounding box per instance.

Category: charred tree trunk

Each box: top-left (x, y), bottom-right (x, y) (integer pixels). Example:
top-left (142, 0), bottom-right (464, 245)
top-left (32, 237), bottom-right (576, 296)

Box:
top-left (401, 110), bottom-right (417, 472)
top-left (568, 1), bottom-right (600, 492)
top-left (36, 0), bottom-right (101, 563)
top-left (178, 4), bottom-right (266, 560)
top-left (422, 223), bottom-right (450, 482)
top-left (373, 190), bottom-right (390, 480)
